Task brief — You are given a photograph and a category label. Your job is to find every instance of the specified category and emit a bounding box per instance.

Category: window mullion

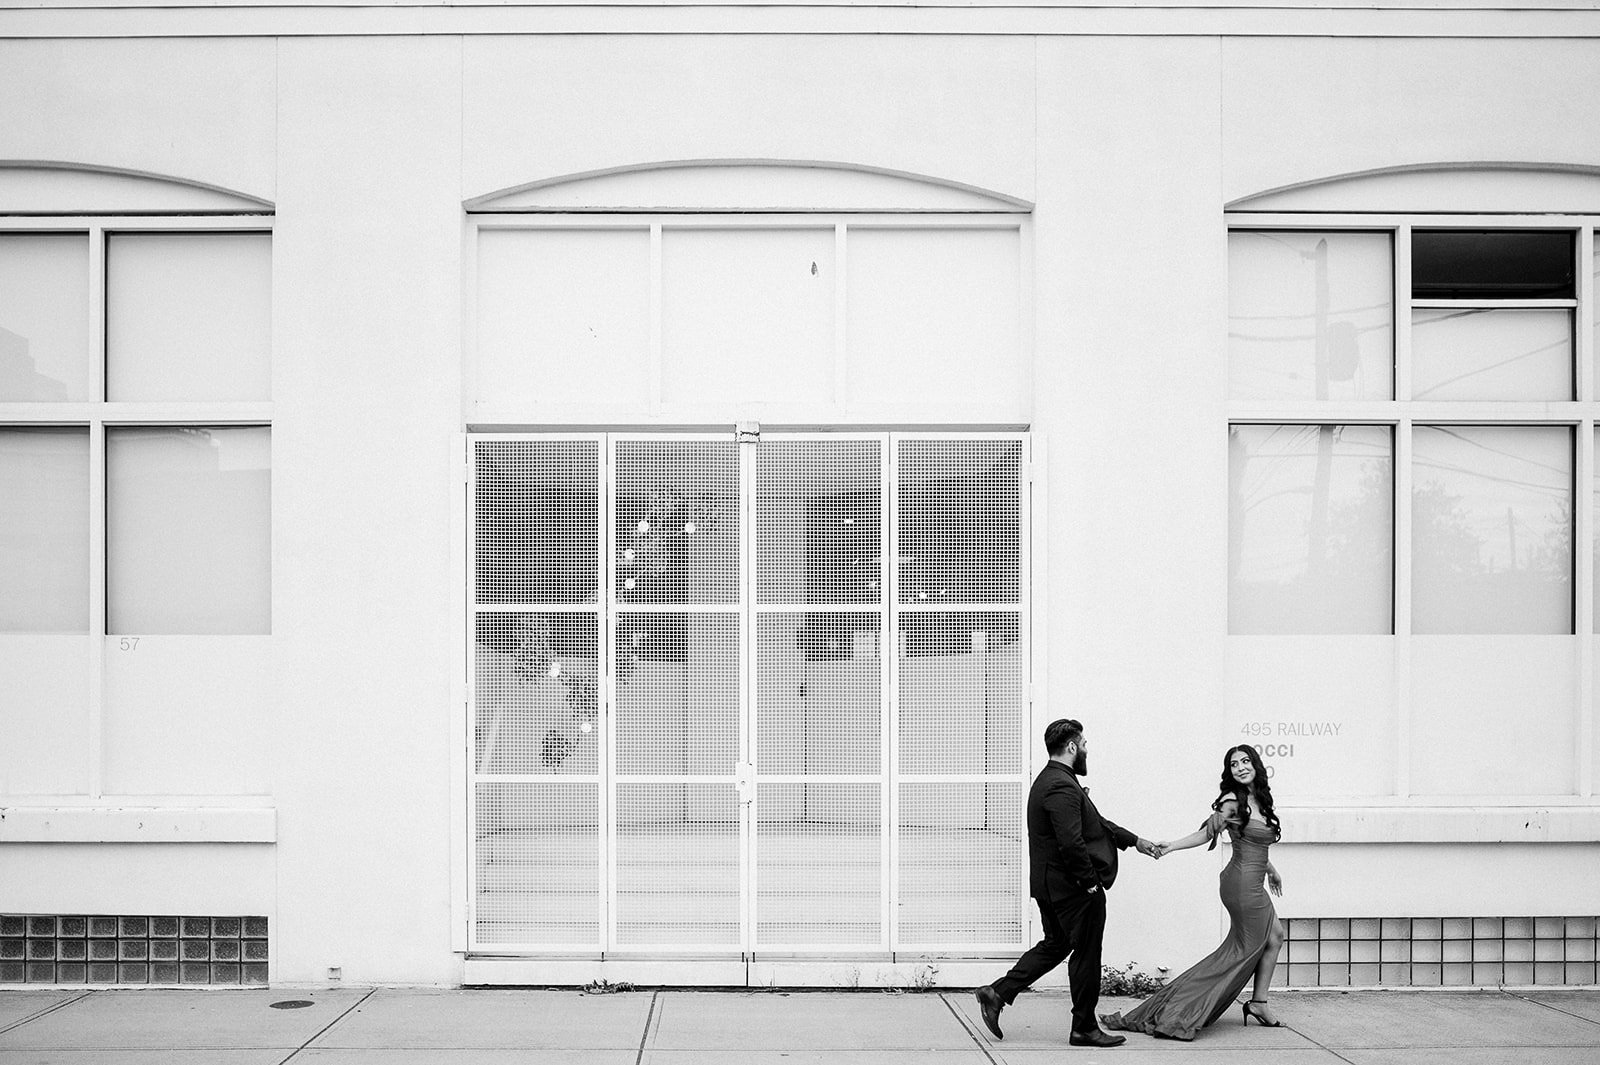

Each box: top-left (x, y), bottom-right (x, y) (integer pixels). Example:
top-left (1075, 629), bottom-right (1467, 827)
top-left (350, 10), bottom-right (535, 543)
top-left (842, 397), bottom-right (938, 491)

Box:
top-left (1580, 416), bottom-right (1595, 799)
top-left (1394, 224), bottom-right (1412, 403)
top-left (1393, 416), bottom-right (1413, 799)
top-left (87, 224), bottom-right (108, 801)
top-left (648, 224), bottom-right (663, 415)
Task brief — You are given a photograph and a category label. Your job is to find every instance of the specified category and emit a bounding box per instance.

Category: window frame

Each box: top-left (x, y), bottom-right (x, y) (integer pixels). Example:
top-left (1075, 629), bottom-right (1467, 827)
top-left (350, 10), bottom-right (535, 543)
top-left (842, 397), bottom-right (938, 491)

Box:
top-left (1227, 211), bottom-right (1596, 806)
top-left (0, 213), bottom-right (273, 805)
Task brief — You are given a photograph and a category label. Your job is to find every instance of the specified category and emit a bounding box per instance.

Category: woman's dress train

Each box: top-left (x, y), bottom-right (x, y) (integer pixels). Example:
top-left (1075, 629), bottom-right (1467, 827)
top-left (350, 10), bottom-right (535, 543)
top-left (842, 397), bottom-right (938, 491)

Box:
top-left (1101, 814), bottom-right (1278, 1041)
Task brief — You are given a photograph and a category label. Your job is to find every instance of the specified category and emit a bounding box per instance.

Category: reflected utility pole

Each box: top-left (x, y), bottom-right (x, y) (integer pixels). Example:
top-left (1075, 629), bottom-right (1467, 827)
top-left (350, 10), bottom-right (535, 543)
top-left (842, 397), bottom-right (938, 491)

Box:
top-left (1309, 239), bottom-right (1335, 590)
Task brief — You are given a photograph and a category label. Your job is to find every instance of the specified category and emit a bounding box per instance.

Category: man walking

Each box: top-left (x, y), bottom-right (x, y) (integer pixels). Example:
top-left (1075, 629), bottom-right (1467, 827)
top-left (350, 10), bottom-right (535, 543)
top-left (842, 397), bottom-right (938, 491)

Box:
top-left (974, 718), bottom-right (1158, 1048)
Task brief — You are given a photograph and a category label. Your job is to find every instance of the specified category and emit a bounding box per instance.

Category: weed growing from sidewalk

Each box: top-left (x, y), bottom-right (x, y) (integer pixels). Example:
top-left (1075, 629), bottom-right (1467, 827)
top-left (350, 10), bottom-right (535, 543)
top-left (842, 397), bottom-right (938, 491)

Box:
top-left (1099, 962), bottom-right (1168, 998)
top-left (581, 978), bottom-right (638, 994)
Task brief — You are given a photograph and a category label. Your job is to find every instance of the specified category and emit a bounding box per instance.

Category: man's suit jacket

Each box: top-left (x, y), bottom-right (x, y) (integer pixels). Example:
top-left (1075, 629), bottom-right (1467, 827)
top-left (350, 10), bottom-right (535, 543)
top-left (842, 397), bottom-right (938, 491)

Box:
top-left (1026, 759), bottom-right (1138, 900)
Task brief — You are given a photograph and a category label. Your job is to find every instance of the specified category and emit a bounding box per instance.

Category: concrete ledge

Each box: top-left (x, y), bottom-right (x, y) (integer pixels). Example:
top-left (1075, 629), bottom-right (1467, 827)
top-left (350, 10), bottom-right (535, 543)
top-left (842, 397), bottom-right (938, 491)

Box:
top-left (0, 806), bottom-right (276, 843)
top-left (465, 957), bottom-right (748, 987)
top-left (463, 955), bottom-right (1037, 988)
top-left (1280, 805), bottom-right (1600, 843)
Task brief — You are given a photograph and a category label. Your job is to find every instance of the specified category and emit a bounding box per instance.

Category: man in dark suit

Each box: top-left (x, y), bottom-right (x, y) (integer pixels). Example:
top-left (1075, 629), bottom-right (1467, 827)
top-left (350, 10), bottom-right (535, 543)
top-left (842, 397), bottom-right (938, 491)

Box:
top-left (974, 718), bottom-right (1157, 1048)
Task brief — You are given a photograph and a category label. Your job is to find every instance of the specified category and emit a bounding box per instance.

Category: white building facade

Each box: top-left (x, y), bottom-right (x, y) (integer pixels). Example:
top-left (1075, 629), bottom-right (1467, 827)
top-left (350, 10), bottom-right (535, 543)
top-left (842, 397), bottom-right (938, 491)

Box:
top-left (1, 2), bottom-right (1597, 989)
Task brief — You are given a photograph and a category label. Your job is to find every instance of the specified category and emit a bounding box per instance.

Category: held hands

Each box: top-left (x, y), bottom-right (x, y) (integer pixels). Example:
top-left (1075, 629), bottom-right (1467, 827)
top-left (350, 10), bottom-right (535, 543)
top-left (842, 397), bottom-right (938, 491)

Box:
top-left (1135, 837), bottom-right (1162, 860)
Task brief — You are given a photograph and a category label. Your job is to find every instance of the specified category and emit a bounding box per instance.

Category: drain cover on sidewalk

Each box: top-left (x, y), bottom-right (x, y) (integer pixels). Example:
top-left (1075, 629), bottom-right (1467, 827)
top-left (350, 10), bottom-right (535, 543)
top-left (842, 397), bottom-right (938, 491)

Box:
top-left (269, 1000), bottom-right (315, 1010)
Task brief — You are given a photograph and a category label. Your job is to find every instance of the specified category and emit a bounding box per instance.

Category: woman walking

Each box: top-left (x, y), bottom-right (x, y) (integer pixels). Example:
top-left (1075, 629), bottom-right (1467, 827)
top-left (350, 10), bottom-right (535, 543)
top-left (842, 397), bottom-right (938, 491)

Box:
top-left (1100, 745), bottom-right (1286, 1040)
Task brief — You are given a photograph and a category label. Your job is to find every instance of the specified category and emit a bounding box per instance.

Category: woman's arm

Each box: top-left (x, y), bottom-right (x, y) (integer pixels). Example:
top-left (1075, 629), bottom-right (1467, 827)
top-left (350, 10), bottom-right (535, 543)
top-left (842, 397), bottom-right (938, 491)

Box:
top-left (1266, 859), bottom-right (1283, 896)
top-left (1157, 800), bottom-right (1240, 857)
top-left (1156, 826), bottom-right (1213, 855)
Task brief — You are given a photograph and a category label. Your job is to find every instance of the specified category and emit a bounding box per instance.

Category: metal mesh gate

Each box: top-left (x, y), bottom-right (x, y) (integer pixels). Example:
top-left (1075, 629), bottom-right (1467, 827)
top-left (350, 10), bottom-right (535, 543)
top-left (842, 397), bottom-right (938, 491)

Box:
top-left (467, 432), bottom-right (1028, 956)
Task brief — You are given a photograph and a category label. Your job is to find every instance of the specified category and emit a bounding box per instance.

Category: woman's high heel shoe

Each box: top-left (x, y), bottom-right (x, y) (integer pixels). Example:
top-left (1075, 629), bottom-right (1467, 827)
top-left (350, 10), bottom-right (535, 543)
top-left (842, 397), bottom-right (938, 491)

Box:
top-left (1242, 1000), bottom-right (1283, 1027)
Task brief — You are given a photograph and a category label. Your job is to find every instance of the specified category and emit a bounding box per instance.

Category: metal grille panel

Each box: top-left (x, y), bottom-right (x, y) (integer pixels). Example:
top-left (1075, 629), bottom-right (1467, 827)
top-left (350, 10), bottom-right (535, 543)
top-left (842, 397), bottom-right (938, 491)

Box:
top-left (474, 782), bottom-right (599, 946)
top-left (756, 782), bottom-right (881, 946)
top-left (475, 612), bottom-right (600, 775)
top-left (473, 440), bottom-right (599, 605)
top-left (615, 439), bottom-right (740, 604)
top-left (614, 783), bottom-right (740, 948)
top-left (756, 612), bottom-right (881, 775)
top-left (468, 431), bottom-right (1028, 958)
top-left (897, 781), bottom-right (1025, 947)
top-left (614, 611), bottom-right (740, 775)
top-left (755, 439), bottom-right (882, 604)
top-left (897, 439), bottom-right (1021, 605)
top-left (897, 611), bottom-right (1023, 774)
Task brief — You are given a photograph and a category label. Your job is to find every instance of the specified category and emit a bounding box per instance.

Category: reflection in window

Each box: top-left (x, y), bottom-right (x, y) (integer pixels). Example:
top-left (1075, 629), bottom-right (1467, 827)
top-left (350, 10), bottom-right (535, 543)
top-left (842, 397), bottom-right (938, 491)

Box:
top-left (107, 426), bottom-right (271, 634)
top-left (1593, 428), bottom-right (1600, 635)
top-left (0, 428), bottom-right (90, 631)
top-left (1411, 308), bottom-right (1572, 401)
top-left (1229, 424), bottom-right (1393, 634)
top-left (1412, 426), bottom-right (1571, 635)
top-left (0, 235), bottom-right (92, 402)
top-left (1228, 231), bottom-right (1393, 401)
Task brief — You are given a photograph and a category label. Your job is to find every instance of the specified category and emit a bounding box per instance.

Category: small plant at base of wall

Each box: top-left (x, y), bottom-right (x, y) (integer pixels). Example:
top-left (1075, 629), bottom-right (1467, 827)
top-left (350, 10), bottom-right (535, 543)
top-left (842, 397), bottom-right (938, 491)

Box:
top-left (1100, 962), bottom-right (1169, 998)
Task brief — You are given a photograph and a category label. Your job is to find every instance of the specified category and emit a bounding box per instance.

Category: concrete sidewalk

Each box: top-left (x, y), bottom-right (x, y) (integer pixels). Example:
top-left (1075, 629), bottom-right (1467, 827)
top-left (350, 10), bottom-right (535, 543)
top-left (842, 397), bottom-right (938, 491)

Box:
top-left (0, 986), bottom-right (1596, 1064)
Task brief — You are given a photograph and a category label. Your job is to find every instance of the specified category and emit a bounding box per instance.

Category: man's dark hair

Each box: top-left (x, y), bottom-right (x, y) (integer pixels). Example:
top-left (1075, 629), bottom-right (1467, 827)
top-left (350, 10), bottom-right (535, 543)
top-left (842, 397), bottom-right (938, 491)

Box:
top-left (1044, 718), bottom-right (1083, 757)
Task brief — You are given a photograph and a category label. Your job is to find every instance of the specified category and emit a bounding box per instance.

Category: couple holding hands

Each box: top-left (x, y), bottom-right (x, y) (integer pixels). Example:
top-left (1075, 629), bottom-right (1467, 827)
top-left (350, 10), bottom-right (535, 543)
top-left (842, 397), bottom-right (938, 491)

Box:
top-left (974, 718), bottom-right (1286, 1046)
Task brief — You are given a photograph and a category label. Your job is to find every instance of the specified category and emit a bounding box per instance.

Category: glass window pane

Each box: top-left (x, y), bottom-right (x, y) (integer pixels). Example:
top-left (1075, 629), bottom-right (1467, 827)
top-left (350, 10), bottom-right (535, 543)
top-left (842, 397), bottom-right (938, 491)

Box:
top-left (0, 429), bottom-right (89, 631)
top-left (661, 228), bottom-right (833, 404)
top-left (0, 234), bottom-right (92, 401)
top-left (475, 228), bottom-right (651, 411)
top-left (1228, 424), bottom-right (1393, 634)
top-left (1412, 426), bottom-right (1571, 635)
top-left (106, 233), bottom-right (271, 401)
top-left (1229, 230), bottom-right (1393, 401)
top-left (1412, 230), bottom-right (1574, 299)
top-left (1411, 308), bottom-right (1571, 401)
top-left (107, 426), bottom-right (271, 634)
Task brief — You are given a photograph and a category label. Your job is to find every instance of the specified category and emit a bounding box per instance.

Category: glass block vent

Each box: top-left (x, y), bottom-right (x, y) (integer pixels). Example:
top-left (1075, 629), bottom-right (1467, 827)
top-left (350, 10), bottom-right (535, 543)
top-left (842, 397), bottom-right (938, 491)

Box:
top-left (1280, 916), bottom-right (1598, 988)
top-left (0, 915), bottom-right (267, 986)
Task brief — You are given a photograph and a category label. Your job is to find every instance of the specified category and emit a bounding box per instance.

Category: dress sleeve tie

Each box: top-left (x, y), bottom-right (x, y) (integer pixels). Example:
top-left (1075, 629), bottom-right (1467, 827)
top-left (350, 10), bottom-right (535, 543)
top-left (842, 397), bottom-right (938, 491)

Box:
top-left (1202, 809), bottom-right (1240, 851)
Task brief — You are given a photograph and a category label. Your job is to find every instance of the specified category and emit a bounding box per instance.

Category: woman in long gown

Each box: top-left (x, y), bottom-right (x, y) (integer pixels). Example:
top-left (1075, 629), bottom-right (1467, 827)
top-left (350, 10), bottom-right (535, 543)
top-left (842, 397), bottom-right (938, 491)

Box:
top-left (1100, 744), bottom-right (1286, 1040)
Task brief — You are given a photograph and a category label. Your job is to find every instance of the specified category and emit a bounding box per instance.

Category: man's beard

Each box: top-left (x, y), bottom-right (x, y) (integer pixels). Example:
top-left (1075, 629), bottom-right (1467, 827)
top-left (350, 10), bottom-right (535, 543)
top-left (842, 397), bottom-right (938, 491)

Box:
top-left (1073, 750), bottom-right (1088, 776)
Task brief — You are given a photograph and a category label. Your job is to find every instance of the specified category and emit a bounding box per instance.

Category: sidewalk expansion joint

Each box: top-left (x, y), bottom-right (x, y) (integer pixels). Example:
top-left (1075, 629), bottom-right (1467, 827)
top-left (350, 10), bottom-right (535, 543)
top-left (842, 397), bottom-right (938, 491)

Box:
top-left (0, 989), bottom-right (96, 1038)
top-left (1505, 987), bottom-right (1600, 1028)
top-left (939, 992), bottom-right (1001, 1065)
top-left (1280, 1020), bottom-right (1357, 1065)
top-left (634, 989), bottom-right (660, 1065)
top-left (274, 987), bottom-right (377, 1065)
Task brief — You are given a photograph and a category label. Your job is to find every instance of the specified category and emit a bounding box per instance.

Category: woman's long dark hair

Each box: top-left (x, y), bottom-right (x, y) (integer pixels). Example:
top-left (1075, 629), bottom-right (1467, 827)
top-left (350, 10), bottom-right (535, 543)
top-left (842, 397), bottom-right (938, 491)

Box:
top-left (1214, 745), bottom-right (1281, 842)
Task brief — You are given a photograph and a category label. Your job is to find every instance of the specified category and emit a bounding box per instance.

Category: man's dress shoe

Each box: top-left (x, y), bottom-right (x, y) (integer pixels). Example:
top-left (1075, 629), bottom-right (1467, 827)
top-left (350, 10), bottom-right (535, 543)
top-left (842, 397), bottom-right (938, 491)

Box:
top-left (1069, 1029), bottom-right (1126, 1048)
top-left (973, 986), bottom-right (1004, 1039)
